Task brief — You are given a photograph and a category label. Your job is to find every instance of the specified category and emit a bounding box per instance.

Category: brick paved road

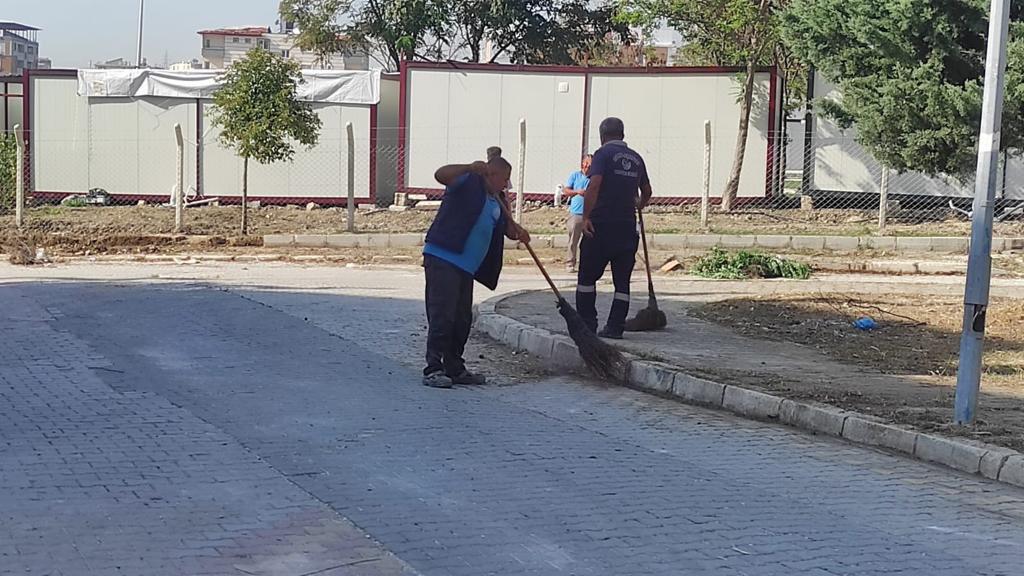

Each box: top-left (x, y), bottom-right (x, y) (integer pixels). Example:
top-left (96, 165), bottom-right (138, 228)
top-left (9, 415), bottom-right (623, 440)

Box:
top-left (0, 284), bottom-right (417, 576)
top-left (3, 268), bottom-right (1024, 575)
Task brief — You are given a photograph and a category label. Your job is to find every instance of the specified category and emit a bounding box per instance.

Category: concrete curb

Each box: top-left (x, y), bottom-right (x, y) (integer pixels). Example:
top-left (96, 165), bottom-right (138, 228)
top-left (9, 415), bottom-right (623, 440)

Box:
top-left (475, 290), bottom-right (1024, 490)
top-left (277, 233), bottom-right (1024, 254)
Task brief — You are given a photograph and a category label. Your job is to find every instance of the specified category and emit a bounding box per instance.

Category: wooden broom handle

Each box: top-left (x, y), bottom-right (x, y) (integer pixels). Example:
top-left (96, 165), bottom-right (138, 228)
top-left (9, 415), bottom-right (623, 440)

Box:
top-left (495, 192), bottom-right (564, 301)
top-left (637, 208), bottom-right (655, 294)
top-left (523, 241), bottom-right (564, 301)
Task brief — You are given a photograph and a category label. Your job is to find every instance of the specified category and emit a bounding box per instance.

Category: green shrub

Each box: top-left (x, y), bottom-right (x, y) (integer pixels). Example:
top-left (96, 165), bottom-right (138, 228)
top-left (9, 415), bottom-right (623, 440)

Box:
top-left (692, 248), bottom-right (812, 280)
top-left (0, 134), bottom-right (16, 212)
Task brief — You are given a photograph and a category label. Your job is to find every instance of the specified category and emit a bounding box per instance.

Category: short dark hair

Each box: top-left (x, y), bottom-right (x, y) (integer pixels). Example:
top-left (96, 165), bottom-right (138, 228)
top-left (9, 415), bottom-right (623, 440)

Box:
top-left (486, 146), bottom-right (503, 160)
top-left (599, 117), bottom-right (625, 140)
top-left (488, 156), bottom-right (512, 174)
top-left (582, 153), bottom-right (593, 160)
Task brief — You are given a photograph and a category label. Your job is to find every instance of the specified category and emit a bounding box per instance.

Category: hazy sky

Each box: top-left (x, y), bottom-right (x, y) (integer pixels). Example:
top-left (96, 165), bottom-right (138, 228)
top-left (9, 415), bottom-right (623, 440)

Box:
top-left (4, 0), bottom-right (282, 68)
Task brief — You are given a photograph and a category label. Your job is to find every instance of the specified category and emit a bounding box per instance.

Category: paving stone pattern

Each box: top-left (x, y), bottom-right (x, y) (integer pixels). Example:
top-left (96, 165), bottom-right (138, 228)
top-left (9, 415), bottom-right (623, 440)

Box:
top-left (3, 277), bottom-right (1024, 575)
top-left (0, 285), bottom-right (415, 576)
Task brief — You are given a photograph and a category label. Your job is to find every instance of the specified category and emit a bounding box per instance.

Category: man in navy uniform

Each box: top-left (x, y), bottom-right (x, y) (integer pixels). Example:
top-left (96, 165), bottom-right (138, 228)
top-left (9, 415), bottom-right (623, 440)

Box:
top-left (577, 117), bottom-right (653, 339)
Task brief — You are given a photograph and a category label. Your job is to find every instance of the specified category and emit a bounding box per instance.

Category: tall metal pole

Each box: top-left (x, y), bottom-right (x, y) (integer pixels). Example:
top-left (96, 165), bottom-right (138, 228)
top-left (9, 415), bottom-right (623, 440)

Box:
top-left (136, 0), bottom-right (145, 68)
top-left (954, 0), bottom-right (1011, 425)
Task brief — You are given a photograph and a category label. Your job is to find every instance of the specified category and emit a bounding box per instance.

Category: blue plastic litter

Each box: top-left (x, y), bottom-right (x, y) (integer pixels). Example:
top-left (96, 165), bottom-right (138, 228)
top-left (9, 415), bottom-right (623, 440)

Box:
top-left (853, 317), bottom-right (878, 331)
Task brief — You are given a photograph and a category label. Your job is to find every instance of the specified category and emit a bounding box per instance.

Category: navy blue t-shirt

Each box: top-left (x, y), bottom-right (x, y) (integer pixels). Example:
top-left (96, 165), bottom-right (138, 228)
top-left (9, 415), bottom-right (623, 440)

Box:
top-left (588, 141), bottom-right (649, 224)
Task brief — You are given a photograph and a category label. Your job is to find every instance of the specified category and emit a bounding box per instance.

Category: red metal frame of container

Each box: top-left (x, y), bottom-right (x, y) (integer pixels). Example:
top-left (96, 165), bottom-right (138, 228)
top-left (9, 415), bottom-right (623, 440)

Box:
top-left (396, 60), bottom-right (780, 206)
top-left (21, 68), bottom-right (378, 207)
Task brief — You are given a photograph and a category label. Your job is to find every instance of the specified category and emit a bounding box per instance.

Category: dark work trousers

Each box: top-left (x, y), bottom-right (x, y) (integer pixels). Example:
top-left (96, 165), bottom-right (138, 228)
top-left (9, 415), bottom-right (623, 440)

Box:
top-left (424, 254), bottom-right (474, 377)
top-left (576, 221), bottom-right (639, 333)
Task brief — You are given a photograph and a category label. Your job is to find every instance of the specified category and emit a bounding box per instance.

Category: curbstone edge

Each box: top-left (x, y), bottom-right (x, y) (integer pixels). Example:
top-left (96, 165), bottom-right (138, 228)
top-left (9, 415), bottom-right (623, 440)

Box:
top-left (842, 417), bottom-right (918, 454)
top-left (722, 386), bottom-right (782, 420)
top-left (779, 401), bottom-right (848, 437)
top-left (627, 361), bottom-right (676, 394)
top-left (672, 373), bottom-right (725, 407)
top-left (997, 455), bottom-right (1024, 488)
top-left (914, 434), bottom-right (986, 475)
top-left (980, 447), bottom-right (1018, 481)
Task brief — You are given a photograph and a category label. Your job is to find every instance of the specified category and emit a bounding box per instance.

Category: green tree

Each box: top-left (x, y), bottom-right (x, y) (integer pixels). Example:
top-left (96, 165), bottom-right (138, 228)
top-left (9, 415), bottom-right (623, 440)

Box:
top-left (210, 48), bottom-right (322, 235)
top-left (0, 134), bottom-right (16, 213)
top-left (449, 0), bottom-right (631, 65)
top-left (346, 0), bottom-right (631, 68)
top-left (782, 0), bottom-right (1024, 177)
top-left (346, 0), bottom-right (451, 71)
top-left (618, 0), bottom-right (785, 211)
top-left (279, 0), bottom-right (351, 69)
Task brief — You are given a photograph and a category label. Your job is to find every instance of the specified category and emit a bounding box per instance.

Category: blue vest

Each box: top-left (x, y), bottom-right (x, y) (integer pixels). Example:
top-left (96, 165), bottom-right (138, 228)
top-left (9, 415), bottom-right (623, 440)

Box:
top-left (424, 174), bottom-right (509, 290)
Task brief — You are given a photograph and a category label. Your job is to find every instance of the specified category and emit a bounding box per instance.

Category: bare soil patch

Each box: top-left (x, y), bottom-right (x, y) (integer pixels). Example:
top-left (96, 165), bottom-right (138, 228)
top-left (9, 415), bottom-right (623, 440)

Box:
top-left (2, 204), bottom-right (1022, 254)
top-left (695, 294), bottom-right (1024, 450)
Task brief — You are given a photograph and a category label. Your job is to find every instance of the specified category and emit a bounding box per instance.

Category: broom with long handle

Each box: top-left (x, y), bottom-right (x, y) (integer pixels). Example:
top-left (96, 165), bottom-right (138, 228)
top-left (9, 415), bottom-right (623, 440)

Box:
top-left (498, 193), bottom-right (625, 378)
top-left (521, 242), bottom-right (626, 379)
top-left (625, 208), bottom-right (668, 331)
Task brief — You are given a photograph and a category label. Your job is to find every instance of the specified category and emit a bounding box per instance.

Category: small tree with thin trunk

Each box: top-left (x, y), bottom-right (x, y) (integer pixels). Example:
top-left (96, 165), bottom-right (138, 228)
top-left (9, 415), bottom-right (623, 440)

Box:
top-left (210, 48), bottom-right (322, 235)
top-left (618, 0), bottom-right (783, 212)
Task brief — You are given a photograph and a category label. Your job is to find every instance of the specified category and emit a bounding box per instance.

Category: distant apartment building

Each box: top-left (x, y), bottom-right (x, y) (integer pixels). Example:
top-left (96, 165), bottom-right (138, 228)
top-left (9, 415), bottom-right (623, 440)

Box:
top-left (170, 58), bottom-right (204, 71)
top-left (0, 22), bottom-right (40, 76)
top-left (199, 24), bottom-right (368, 70)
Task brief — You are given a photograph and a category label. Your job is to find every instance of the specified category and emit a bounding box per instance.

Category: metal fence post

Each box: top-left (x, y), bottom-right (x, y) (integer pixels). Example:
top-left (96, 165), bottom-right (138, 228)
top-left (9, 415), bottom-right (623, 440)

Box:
top-left (13, 124), bottom-right (25, 230)
top-left (516, 118), bottom-right (526, 224)
top-left (174, 123), bottom-right (184, 233)
top-left (701, 120), bottom-right (712, 230)
top-left (877, 166), bottom-right (890, 233)
top-left (346, 121), bottom-right (355, 233)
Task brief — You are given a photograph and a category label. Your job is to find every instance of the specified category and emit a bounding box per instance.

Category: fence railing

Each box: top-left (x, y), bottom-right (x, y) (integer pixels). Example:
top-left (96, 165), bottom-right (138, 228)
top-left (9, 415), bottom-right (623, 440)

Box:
top-left (3, 125), bottom-right (1024, 241)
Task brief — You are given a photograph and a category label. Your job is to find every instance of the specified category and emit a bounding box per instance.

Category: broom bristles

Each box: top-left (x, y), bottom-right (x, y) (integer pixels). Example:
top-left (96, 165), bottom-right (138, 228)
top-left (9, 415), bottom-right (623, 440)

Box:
top-left (625, 294), bottom-right (668, 332)
top-left (556, 298), bottom-right (626, 379)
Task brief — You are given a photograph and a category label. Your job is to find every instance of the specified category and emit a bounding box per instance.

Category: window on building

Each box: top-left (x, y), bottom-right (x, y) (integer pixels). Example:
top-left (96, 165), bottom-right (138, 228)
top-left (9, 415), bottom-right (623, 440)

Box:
top-left (232, 37), bottom-right (240, 43)
top-left (244, 38), bottom-right (252, 44)
top-left (281, 50), bottom-right (290, 58)
top-left (204, 39), bottom-right (211, 48)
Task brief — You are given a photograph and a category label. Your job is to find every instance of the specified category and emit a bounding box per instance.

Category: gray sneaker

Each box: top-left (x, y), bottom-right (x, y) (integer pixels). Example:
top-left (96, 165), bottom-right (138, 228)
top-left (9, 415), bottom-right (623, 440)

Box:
top-left (450, 370), bottom-right (487, 386)
top-left (422, 372), bottom-right (454, 389)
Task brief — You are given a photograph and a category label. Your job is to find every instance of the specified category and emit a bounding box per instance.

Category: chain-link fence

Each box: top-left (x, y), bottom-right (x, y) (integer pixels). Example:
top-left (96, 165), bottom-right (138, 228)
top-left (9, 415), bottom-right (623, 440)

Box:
top-left (4, 124), bottom-right (1024, 243)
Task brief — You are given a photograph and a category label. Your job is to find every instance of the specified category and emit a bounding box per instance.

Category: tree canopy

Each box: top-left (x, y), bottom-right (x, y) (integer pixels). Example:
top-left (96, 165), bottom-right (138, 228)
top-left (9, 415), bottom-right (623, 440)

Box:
top-left (782, 0), bottom-right (1024, 176)
top-left (210, 48), bottom-right (322, 233)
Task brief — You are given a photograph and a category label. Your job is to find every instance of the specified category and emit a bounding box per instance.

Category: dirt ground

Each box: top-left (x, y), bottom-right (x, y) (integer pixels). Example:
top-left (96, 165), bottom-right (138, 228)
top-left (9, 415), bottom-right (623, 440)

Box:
top-left (2, 204), bottom-right (1023, 251)
top-left (694, 294), bottom-right (1024, 450)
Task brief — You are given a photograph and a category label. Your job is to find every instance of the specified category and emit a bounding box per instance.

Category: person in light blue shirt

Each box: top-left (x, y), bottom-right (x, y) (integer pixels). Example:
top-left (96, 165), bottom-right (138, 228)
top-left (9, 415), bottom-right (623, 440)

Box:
top-left (563, 154), bottom-right (592, 272)
top-left (421, 156), bottom-right (530, 389)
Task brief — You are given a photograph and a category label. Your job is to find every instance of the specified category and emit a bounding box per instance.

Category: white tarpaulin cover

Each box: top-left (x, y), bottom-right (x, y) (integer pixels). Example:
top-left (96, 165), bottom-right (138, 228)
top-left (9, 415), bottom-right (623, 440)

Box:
top-left (78, 69), bottom-right (381, 105)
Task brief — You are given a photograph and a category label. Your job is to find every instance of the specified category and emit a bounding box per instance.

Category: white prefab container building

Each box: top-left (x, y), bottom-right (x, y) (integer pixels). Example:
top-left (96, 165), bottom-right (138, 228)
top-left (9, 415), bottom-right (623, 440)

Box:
top-left (806, 73), bottom-right (1024, 201)
top-left (398, 62), bottom-right (782, 203)
top-left (24, 68), bottom-right (399, 206)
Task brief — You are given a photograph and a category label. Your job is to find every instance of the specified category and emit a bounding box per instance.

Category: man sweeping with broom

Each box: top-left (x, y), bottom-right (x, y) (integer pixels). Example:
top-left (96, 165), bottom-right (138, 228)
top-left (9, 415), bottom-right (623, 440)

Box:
top-left (577, 117), bottom-right (653, 340)
top-left (421, 155), bottom-right (531, 389)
